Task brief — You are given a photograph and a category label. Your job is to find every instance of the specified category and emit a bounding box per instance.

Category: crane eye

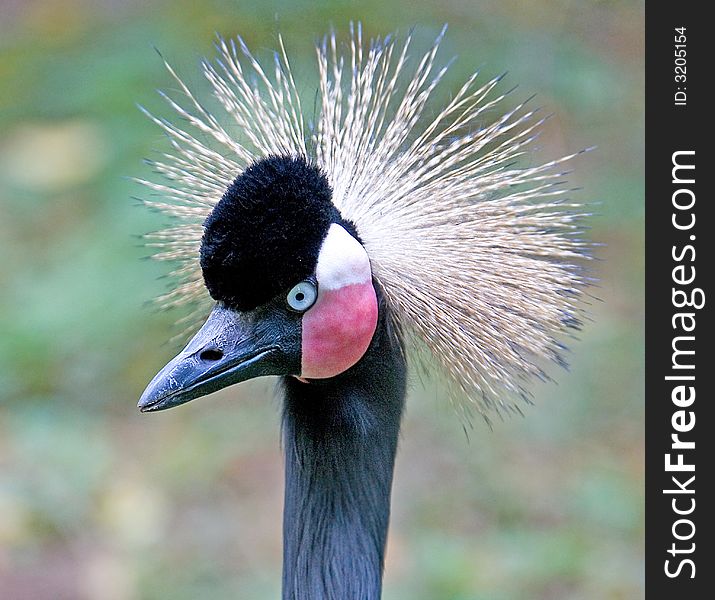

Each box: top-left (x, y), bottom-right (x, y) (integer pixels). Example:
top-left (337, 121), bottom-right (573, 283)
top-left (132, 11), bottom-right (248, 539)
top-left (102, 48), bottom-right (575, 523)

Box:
top-left (286, 281), bottom-right (318, 312)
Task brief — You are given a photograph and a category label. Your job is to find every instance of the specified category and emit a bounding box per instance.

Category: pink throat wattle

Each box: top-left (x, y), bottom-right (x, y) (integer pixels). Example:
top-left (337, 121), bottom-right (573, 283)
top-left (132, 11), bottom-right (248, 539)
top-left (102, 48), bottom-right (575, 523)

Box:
top-left (300, 281), bottom-right (378, 379)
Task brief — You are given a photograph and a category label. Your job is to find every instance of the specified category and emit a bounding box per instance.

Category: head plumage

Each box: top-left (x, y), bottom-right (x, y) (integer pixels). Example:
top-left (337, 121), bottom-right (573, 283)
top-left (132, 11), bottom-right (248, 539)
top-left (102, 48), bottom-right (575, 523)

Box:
top-left (200, 155), bottom-right (349, 311)
top-left (137, 24), bottom-right (590, 421)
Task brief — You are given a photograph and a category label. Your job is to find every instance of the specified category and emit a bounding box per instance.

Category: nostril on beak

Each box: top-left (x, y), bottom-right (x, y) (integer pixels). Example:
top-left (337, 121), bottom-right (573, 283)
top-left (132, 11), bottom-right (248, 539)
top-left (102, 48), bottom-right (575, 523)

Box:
top-left (199, 348), bottom-right (224, 362)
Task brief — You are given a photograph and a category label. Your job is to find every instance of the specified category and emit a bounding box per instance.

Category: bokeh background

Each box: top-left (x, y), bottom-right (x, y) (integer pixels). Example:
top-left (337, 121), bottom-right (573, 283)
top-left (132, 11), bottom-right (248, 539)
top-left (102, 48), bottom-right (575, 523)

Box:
top-left (0, 1), bottom-right (643, 598)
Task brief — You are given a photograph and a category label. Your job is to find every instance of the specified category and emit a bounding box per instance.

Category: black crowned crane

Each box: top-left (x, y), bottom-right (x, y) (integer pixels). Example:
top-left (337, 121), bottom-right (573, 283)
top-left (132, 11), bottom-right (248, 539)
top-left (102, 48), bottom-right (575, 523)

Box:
top-left (137, 25), bottom-right (588, 600)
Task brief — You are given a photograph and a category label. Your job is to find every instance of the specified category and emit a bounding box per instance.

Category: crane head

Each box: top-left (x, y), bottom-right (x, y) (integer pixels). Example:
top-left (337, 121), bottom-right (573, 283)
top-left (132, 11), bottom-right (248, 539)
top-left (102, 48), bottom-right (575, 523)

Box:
top-left (137, 28), bottom-right (590, 421)
top-left (138, 155), bottom-right (378, 412)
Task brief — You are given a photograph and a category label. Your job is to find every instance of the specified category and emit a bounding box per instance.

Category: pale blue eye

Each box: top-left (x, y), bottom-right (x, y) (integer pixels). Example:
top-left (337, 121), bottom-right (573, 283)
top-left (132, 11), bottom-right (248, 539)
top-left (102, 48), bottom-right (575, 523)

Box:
top-left (287, 281), bottom-right (317, 312)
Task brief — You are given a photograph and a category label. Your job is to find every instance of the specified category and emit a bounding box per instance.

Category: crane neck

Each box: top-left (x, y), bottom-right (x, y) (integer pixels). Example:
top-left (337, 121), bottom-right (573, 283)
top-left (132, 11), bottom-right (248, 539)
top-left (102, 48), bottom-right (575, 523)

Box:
top-left (280, 301), bottom-right (406, 600)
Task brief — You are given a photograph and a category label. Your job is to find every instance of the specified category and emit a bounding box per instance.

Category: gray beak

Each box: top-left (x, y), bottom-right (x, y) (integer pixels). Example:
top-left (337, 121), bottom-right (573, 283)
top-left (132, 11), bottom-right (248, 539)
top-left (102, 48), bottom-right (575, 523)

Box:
top-left (138, 303), bottom-right (300, 412)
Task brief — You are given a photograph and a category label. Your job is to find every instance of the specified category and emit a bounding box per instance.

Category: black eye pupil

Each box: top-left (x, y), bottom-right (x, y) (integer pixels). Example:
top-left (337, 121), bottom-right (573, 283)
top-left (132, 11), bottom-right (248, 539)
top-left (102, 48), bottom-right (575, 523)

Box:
top-left (295, 292), bottom-right (305, 302)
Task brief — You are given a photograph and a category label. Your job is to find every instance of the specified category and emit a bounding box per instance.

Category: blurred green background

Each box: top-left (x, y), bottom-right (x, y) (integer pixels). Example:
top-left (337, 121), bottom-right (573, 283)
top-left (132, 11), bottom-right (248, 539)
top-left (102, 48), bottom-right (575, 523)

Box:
top-left (0, 0), bottom-right (643, 598)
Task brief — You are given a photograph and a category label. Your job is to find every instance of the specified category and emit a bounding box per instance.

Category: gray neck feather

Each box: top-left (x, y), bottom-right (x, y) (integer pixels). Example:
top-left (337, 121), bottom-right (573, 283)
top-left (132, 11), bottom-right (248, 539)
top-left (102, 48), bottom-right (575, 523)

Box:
top-left (280, 307), bottom-right (406, 600)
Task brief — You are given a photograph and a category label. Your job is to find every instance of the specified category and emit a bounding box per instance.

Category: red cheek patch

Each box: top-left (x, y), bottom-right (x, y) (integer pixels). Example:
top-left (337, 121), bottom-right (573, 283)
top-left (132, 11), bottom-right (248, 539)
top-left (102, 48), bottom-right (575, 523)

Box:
top-left (300, 282), bottom-right (378, 379)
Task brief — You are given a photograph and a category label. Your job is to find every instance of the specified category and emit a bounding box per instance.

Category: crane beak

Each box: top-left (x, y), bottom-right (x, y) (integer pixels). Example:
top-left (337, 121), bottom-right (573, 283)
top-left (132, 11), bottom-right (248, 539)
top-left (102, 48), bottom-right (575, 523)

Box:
top-left (138, 303), bottom-right (300, 412)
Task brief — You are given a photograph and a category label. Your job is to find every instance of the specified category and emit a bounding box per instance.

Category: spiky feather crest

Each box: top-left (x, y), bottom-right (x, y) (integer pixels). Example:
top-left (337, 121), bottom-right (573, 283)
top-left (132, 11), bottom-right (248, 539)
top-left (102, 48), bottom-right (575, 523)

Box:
top-left (138, 24), bottom-right (590, 419)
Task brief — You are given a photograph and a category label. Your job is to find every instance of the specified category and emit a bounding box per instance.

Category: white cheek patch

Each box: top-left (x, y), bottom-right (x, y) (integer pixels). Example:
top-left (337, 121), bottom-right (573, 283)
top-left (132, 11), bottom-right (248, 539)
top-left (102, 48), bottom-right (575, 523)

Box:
top-left (315, 224), bottom-right (372, 290)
